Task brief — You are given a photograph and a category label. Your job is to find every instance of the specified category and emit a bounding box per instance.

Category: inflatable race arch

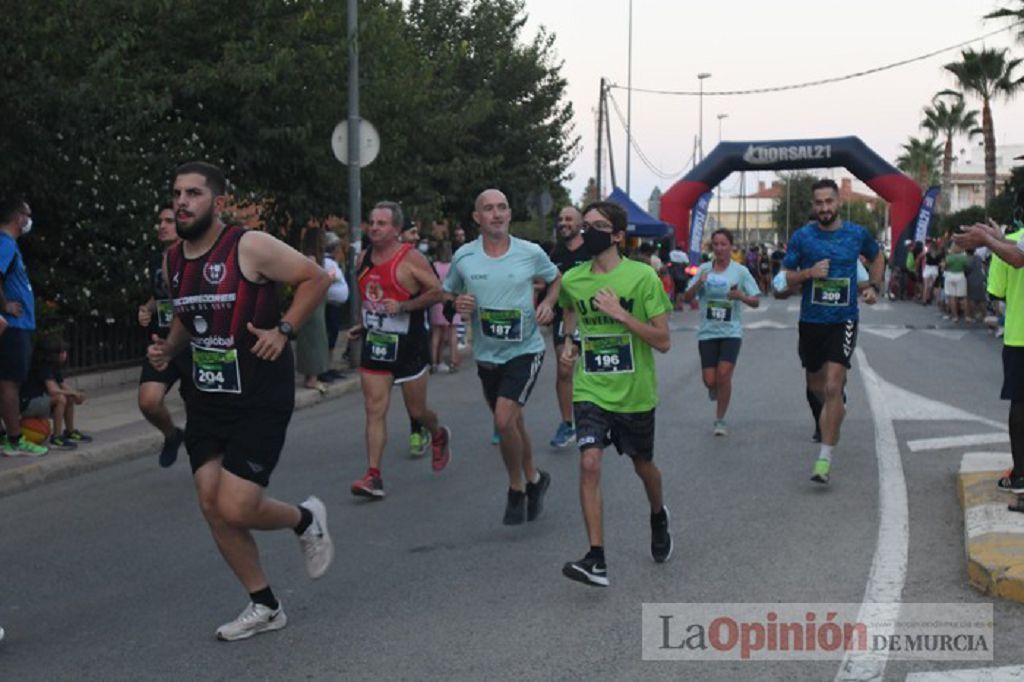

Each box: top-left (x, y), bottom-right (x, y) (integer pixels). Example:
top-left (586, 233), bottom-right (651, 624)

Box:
top-left (660, 136), bottom-right (922, 252)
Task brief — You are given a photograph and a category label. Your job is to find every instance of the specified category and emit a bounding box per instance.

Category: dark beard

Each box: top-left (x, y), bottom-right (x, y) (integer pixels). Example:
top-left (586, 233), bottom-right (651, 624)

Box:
top-left (176, 208), bottom-right (214, 241)
top-left (817, 211), bottom-right (837, 227)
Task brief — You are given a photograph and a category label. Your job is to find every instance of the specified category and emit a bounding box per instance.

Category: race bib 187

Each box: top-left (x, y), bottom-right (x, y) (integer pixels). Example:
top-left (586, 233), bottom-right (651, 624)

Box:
top-left (480, 308), bottom-right (523, 341)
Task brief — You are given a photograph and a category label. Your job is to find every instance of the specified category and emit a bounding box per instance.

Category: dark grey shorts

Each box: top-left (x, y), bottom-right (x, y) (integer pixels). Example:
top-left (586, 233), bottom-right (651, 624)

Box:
top-left (574, 400), bottom-right (655, 461)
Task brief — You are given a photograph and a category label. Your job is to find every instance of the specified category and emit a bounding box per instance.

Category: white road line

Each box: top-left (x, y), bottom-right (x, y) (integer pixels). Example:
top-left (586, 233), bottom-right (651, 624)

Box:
top-left (965, 503), bottom-right (1024, 539)
top-left (905, 664), bottom-right (1024, 680)
top-left (860, 327), bottom-right (911, 340)
top-left (835, 348), bottom-right (909, 682)
top-left (907, 433), bottom-right (1009, 452)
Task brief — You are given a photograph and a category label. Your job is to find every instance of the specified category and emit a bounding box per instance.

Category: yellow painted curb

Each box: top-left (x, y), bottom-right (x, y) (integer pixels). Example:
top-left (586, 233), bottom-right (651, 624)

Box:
top-left (959, 465), bottom-right (1024, 604)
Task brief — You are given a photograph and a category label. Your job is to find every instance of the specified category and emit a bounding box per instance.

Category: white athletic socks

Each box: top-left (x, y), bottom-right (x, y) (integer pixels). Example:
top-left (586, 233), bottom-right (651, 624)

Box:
top-left (818, 444), bottom-right (834, 463)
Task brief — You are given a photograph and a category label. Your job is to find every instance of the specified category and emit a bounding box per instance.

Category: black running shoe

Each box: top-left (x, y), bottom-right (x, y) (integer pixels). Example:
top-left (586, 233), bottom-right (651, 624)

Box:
top-left (651, 506), bottom-right (673, 563)
top-left (503, 489), bottom-right (526, 525)
top-left (562, 555), bottom-right (609, 587)
top-left (997, 471), bottom-right (1024, 494)
top-left (525, 470), bottom-right (551, 522)
top-left (159, 427), bottom-right (185, 468)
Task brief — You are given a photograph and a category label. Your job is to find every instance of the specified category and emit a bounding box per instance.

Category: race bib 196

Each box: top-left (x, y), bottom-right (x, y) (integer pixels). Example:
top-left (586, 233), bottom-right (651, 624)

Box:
top-left (191, 344), bottom-right (241, 394)
top-left (582, 334), bottom-right (634, 374)
top-left (366, 330), bottom-right (399, 363)
top-left (811, 277), bottom-right (850, 306)
top-left (706, 300), bottom-right (733, 322)
top-left (480, 307), bottom-right (523, 341)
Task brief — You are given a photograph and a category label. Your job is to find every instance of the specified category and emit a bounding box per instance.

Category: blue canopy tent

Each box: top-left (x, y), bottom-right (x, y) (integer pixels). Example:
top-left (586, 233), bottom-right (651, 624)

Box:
top-left (605, 187), bottom-right (672, 239)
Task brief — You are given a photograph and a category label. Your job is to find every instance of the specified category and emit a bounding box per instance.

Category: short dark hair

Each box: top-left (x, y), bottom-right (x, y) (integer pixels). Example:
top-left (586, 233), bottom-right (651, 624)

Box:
top-left (373, 201), bottom-right (404, 229)
top-left (811, 178), bottom-right (839, 195)
top-left (710, 228), bottom-right (734, 245)
top-left (0, 195), bottom-right (28, 224)
top-left (581, 200), bottom-right (628, 232)
top-left (158, 202), bottom-right (173, 213)
top-left (173, 161), bottom-right (227, 196)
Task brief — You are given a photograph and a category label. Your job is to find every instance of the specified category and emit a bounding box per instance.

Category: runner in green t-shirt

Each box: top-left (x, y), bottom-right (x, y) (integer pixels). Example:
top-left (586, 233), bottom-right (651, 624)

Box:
top-left (556, 200), bottom-right (673, 587)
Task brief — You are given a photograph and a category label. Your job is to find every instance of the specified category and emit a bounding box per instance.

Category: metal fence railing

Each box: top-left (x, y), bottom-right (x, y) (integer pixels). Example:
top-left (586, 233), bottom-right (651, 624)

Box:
top-left (40, 315), bottom-right (146, 375)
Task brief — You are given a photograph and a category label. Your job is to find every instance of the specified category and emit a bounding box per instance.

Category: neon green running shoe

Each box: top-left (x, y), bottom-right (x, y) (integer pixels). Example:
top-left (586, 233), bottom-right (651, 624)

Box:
top-left (810, 458), bottom-right (831, 485)
top-left (409, 427), bottom-right (429, 457)
top-left (3, 435), bottom-right (48, 457)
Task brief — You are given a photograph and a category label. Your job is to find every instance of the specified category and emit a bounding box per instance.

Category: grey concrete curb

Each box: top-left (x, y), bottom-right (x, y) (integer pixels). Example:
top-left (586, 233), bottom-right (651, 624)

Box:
top-left (0, 375), bottom-right (361, 498)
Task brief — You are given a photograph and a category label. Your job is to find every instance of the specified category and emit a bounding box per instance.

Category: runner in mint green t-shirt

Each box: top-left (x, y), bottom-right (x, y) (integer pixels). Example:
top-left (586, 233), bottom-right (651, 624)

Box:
top-left (682, 228), bottom-right (761, 436)
top-left (557, 200), bottom-right (673, 588)
top-left (444, 188), bottom-right (560, 527)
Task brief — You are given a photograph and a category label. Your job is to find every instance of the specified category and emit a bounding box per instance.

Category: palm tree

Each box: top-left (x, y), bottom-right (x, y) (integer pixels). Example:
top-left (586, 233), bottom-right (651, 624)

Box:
top-left (921, 92), bottom-right (980, 214)
top-left (896, 136), bottom-right (942, 190)
top-left (944, 48), bottom-right (1024, 206)
top-left (985, 2), bottom-right (1024, 44)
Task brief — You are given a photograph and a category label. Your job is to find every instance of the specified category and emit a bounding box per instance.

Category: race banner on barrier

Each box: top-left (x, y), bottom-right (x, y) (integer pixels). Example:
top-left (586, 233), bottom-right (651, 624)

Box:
top-left (689, 190), bottom-right (714, 264)
top-left (913, 186), bottom-right (941, 243)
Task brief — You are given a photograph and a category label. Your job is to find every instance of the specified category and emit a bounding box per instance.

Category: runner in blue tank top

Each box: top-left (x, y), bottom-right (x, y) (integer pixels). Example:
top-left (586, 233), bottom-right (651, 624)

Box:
top-left (782, 178), bottom-right (884, 485)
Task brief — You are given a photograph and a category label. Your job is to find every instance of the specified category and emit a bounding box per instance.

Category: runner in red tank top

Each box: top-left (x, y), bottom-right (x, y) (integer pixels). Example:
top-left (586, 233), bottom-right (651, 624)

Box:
top-left (347, 201), bottom-right (452, 498)
top-left (147, 161), bottom-right (334, 641)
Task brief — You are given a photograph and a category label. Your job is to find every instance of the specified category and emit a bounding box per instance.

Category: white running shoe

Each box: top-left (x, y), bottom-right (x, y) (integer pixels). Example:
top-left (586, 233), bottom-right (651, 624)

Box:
top-left (215, 602), bottom-right (287, 641)
top-left (298, 496), bottom-right (334, 579)
top-left (0, 625), bottom-right (5, 644)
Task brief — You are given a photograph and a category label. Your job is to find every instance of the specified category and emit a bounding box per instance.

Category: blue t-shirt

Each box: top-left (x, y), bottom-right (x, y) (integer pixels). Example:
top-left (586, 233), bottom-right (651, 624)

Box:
top-left (0, 232), bottom-right (36, 330)
top-left (687, 261), bottom-right (762, 340)
top-left (782, 221), bottom-right (879, 324)
top-left (444, 235), bottom-right (558, 364)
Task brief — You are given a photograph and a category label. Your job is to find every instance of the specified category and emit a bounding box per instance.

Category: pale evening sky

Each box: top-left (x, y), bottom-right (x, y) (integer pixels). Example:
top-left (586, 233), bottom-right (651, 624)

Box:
top-left (521, 0), bottom-right (1024, 206)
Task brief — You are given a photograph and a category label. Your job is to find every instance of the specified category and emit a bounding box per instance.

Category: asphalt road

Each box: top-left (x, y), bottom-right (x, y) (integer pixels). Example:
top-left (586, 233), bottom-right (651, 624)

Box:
top-left (1, 297), bottom-right (1021, 681)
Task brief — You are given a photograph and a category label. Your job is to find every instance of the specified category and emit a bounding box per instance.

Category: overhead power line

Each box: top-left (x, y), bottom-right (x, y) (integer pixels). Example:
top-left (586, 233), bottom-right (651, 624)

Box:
top-left (606, 92), bottom-right (693, 180)
top-left (607, 22), bottom-right (1022, 97)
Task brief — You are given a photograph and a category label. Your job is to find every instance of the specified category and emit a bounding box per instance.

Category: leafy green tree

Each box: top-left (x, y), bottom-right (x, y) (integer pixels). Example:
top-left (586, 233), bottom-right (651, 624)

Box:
top-left (895, 136), bottom-right (942, 189)
top-left (580, 177), bottom-right (599, 206)
top-left (0, 0), bottom-right (578, 328)
top-left (944, 48), bottom-right (1024, 206)
top-left (771, 172), bottom-right (817, 238)
top-left (921, 92), bottom-right (980, 214)
top-left (843, 199), bottom-right (887, 239)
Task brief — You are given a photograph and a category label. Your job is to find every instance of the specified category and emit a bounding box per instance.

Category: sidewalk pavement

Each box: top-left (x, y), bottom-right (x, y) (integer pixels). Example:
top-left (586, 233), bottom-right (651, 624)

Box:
top-left (958, 452), bottom-right (1024, 603)
top-left (0, 365), bottom-right (361, 498)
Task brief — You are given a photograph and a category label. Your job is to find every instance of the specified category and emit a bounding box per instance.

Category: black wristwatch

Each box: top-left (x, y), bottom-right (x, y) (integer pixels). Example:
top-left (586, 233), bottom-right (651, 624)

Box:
top-left (276, 320), bottom-right (296, 339)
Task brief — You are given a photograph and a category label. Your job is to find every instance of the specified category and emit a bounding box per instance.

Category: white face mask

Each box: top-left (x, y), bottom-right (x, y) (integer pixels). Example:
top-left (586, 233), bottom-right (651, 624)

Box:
top-left (21, 217), bottom-right (32, 235)
top-left (417, 241), bottom-right (430, 254)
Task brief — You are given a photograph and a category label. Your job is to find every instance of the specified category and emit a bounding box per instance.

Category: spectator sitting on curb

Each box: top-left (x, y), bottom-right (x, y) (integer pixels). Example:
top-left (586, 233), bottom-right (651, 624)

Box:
top-left (20, 336), bottom-right (93, 450)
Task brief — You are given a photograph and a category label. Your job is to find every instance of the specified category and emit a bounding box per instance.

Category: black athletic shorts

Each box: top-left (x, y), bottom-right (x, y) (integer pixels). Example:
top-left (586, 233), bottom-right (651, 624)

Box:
top-left (477, 352), bottom-right (544, 410)
top-left (0, 328), bottom-right (32, 383)
top-left (360, 329), bottom-right (430, 384)
top-left (698, 337), bottom-right (742, 369)
top-left (1001, 345), bottom-right (1024, 401)
top-left (574, 400), bottom-right (655, 461)
top-left (184, 404), bottom-right (292, 487)
top-left (798, 320), bottom-right (858, 372)
top-left (139, 351), bottom-right (189, 387)
top-left (551, 307), bottom-right (580, 348)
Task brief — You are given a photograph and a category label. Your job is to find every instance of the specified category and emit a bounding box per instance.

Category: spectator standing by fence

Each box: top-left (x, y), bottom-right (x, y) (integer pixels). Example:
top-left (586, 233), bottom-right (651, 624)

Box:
top-left (0, 195), bottom-right (47, 456)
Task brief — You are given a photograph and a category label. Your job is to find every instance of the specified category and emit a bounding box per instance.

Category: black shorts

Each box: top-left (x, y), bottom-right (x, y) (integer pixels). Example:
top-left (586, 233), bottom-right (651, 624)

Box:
top-left (698, 337), bottom-right (742, 368)
top-left (139, 351), bottom-right (189, 387)
top-left (551, 307), bottom-right (579, 348)
top-left (0, 328), bottom-right (32, 383)
top-left (477, 352), bottom-right (544, 410)
top-left (360, 329), bottom-right (430, 384)
top-left (184, 405), bottom-right (292, 487)
top-left (1001, 346), bottom-right (1024, 401)
top-left (798, 320), bottom-right (858, 372)
top-left (574, 400), bottom-right (655, 461)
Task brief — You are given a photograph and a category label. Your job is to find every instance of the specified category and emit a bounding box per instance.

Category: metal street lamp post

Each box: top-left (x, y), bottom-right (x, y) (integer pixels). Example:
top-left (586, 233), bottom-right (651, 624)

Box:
top-left (716, 113), bottom-right (727, 227)
top-left (697, 72), bottom-right (711, 161)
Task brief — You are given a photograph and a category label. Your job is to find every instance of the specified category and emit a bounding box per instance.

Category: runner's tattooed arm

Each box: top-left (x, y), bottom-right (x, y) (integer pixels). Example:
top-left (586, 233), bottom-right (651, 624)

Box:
top-left (862, 250), bottom-right (885, 305)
